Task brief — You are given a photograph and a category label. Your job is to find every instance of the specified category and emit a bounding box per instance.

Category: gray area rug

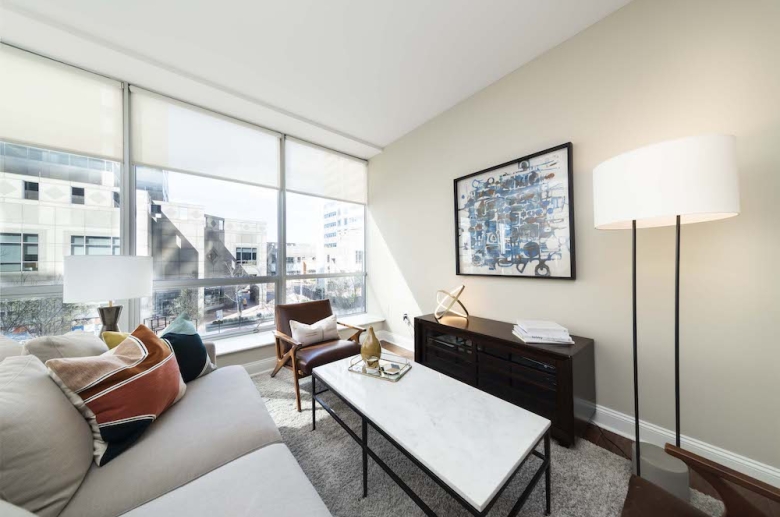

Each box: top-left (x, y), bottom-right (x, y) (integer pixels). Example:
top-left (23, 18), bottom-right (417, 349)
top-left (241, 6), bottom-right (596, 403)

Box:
top-left (252, 370), bottom-right (723, 517)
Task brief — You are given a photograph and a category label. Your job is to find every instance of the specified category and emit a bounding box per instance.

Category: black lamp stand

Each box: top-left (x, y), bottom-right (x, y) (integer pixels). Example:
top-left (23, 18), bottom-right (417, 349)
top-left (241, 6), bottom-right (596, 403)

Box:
top-left (633, 215), bottom-right (684, 479)
top-left (674, 215), bottom-right (681, 448)
top-left (632, 220), bottom-right (641, 477)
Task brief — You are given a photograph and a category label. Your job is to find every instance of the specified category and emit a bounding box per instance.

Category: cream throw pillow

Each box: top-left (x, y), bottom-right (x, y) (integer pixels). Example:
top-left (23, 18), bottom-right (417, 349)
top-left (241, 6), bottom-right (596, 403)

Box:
top-left (289, 315), bottom-right (339, 345)
top-left (23, 331), bottom-right (108, 363)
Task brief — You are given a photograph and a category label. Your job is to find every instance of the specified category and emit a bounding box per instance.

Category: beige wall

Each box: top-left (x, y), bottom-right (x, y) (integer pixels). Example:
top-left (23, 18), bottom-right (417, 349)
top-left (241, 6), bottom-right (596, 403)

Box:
top-left (367, 0), bottom-right (780, 469)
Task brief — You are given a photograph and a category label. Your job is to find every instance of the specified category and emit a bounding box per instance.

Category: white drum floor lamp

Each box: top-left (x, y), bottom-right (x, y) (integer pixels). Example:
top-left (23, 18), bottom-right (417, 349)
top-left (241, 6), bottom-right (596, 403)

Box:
top-left (64, 256), bottom-right (153, 332)
top-left (593, 134), bottom-right (740, 477)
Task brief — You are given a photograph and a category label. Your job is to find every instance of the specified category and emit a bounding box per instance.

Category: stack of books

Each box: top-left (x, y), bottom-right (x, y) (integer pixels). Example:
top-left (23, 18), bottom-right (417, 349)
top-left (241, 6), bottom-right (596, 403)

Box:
top-left (513, 320), bottom-right (574, 345)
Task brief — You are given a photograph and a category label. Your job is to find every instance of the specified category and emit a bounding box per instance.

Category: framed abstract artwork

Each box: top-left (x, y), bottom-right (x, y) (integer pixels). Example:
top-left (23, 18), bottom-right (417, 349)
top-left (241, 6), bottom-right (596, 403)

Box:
top-left (454, 143), bottom-right (575, 279)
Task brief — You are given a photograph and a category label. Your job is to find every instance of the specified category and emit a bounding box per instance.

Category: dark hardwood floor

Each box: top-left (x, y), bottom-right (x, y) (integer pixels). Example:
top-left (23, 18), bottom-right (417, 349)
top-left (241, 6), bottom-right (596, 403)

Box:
top-left (380, 340), bottom-right (413, 359)
top-left (381, 340), bottom-right (779, 516)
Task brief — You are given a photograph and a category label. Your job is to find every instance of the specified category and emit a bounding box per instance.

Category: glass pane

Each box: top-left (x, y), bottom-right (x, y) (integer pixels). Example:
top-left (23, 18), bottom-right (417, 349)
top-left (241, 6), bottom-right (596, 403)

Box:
top-left (141, 283), bottom-right (276, 337)
top-left (285, 275), bottom-right (365, 316)
top-left (23, 244), bottom-right (38, 261)
top-left (86, 236), bottom-right (111, 246)
top-left (286, 193), bottom-right (364, 274)
top-left (0, 141), bottom-right (121, 287)
top-left (0, 243), bottom-right (21, 262)
top-left (0, 297), bottom-right (104, 340)
top-left (136, 166), bottom-right (278, 281)
top-left (0, 233), bottom-right (21, 244)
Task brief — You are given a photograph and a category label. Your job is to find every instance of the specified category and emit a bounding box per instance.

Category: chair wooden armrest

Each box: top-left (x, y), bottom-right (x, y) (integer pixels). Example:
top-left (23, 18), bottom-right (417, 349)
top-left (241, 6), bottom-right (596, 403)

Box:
top-left (338, 321), bottom-right (365, 342)
top-left (274, 330), bottom-right (302, 347)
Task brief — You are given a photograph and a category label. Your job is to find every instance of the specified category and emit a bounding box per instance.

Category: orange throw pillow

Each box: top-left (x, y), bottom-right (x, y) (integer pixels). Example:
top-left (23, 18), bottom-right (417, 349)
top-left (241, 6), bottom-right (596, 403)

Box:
top-left (47, 325), bottom-right (186, 466)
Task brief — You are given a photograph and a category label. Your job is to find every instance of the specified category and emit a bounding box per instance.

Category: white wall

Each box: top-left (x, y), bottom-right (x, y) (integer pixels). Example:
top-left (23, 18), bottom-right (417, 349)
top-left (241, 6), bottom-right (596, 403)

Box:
top-left (367, 0), bottom-right (780, 472)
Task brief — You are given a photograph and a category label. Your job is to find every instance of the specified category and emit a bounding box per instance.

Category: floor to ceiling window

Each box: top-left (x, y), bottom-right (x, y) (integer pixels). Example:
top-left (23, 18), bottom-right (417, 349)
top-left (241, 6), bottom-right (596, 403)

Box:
top-left (0, 45), bottom-right (123, 339)
top-left (284, 139), bottom-right (367, 316)
top-left (131, 87), bottom-right (281, 337)
top-left (0, 45), bottom-right (369, 341)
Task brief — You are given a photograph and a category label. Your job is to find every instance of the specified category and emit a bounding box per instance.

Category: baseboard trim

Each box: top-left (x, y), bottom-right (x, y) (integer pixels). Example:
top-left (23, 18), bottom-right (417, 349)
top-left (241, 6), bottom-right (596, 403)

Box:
top-left (592, 404), bottom-right (780, 487)
top-left (244, 357), bottom-right (277, 376)
top-left (376, 329), bottom-right (414, 351)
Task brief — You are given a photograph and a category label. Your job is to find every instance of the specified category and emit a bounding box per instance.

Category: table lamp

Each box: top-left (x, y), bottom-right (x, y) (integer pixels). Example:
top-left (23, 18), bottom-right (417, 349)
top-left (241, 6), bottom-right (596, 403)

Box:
top-left (593, 134), bottom-right (740, 480)
top-left (63, 255), bottom-right (153, 332)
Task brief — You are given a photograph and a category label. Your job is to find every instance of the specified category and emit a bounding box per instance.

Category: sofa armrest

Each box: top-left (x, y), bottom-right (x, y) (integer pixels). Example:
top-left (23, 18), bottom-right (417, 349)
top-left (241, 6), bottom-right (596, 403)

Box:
top-left (204, 341), bottom-right (217, 367)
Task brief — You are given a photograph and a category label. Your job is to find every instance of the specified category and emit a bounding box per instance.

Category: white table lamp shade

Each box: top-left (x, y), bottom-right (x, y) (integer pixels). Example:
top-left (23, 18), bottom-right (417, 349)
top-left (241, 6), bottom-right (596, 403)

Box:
top-left (63, 256), bottom-right (153, 303)
top-left (593, 134), bottom-right (740, 230)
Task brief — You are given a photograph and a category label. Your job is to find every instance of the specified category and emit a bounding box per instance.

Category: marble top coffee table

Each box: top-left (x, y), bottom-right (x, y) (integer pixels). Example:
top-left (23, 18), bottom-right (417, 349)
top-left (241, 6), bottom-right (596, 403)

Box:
top-left (312, 356), bottom-right (552, 516)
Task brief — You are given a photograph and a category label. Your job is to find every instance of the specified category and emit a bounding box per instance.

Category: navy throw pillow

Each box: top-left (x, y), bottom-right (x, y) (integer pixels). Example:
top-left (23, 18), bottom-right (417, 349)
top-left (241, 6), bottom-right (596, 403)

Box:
top-left (161, 332), bottom-right (216, 382)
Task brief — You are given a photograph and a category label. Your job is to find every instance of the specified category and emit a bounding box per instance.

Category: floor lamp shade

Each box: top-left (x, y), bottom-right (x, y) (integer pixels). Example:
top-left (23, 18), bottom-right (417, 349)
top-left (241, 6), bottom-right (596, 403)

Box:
top-left (63, 256), bottom-right (153, 303)
top-left (593, 134), bottom-right (740, 230)
top-left (592, 134), bottom-right (740, 482)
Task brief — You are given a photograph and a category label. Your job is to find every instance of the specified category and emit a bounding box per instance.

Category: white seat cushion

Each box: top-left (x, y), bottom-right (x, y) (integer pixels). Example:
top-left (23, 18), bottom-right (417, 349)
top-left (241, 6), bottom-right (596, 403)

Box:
top-left (124, 444), bottom-right (331, 517)
top-left (60, 366), bottom-right (282, 517)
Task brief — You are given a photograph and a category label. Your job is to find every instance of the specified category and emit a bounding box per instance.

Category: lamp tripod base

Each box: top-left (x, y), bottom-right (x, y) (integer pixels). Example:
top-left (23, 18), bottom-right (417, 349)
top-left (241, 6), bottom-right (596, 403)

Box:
top-left (98, 305), bottom-right (123, 333)
top-left (631, 442), bottom-right (690, 501)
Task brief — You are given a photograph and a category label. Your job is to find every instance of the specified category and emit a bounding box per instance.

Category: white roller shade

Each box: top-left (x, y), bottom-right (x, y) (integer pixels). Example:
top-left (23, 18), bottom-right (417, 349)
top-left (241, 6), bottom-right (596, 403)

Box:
top-left (0, 45), bottom-right (123, 160)
top-left (131, 87), bottom-right (280, 187)
top-left (286, 138), bottom-right (367, 204)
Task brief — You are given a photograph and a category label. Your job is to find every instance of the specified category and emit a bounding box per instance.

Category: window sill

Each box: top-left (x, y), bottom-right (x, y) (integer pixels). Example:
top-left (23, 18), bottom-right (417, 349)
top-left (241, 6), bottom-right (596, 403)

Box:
top-left (212, 313), bottom-right (386, 357)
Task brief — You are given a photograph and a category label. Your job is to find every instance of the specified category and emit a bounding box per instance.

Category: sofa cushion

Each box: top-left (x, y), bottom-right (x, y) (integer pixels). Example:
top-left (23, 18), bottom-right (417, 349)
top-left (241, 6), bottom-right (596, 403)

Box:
top-left (159, 312), bottom-right (197, 336)
top-left (123, 444), bottom-right (331, 517)
top-left (47, 325), bottom-right (187, 467)
top-left (24, 331), bottom-right (108, 363)
top-left (0, 500), bottom-right (37, 517)
top-left (60, 365), bottom-right (282, 517)
top-left (296, 339), bottom-right (361, 374)
top-left (0, 334), bottom-right (23, 362)
top-left (101, 331), bottom-right (130, 349)
top-left (0, 356), bottom-right (93, 517)
top-left (161, 332), bottom-right (216, 382)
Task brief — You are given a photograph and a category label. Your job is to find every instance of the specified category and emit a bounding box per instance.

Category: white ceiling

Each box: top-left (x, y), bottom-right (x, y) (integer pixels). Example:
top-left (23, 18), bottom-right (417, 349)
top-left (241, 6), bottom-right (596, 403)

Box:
top-left (1, 0), bottom-right (630, 154)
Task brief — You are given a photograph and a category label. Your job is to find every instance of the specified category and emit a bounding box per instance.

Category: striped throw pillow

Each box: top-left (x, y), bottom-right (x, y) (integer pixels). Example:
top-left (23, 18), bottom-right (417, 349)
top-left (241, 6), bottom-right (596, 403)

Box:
top-left (47, 325), bottom-right (186, 466)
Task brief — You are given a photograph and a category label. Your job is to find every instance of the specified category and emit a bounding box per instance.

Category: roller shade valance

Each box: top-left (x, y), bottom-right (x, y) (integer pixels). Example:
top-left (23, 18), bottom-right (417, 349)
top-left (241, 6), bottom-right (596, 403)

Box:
top-left (285, 138), bottom-right (367, 204)
top-left (130, 87), bottom-right (280, 187)
top-left (0, 45), bottom-right (123, 161)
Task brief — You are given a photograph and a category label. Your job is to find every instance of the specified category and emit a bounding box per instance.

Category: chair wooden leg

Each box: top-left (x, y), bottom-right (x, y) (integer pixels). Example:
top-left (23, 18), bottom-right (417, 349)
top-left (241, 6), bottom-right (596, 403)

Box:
top-left (270, 349), bottom-right (292, 377)
top-left (291, 355), bottom-right (302, 412)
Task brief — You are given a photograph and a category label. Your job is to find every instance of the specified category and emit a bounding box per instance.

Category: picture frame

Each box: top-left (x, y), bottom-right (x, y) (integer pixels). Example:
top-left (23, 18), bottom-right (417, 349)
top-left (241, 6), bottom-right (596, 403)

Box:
top-left (454, 142), bottom-right (575, 279)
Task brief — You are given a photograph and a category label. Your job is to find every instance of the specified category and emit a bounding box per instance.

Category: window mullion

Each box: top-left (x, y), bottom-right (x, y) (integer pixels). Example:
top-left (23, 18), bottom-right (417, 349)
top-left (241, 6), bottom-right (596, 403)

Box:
top-left (278, 135), bottom-right (287, 307)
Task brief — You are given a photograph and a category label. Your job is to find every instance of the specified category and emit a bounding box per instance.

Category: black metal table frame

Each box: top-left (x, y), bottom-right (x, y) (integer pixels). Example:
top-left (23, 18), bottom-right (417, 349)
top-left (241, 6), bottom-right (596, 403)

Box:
top-left (311, 372), bottom-right (551, 517)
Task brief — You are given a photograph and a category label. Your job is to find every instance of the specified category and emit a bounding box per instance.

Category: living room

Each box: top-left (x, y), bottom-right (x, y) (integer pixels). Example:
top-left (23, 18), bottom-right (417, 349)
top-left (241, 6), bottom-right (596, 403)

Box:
top-left (1, 1), bottom-right (778, 516)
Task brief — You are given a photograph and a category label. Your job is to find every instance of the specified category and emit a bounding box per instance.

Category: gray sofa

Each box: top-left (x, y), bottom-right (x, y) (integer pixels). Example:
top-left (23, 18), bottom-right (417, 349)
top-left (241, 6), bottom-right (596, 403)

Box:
top-left (0, 341), bottom-right (331, 517)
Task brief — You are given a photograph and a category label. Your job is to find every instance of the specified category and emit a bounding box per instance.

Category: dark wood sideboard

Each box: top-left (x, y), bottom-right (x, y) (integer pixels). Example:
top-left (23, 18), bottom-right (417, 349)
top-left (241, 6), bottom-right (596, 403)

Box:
top-left (414, 314), bottom-right (595, 446)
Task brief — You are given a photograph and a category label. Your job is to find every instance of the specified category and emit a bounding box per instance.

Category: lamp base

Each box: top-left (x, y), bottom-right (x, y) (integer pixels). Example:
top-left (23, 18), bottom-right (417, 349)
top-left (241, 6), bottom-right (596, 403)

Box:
top-left (98, 305), bottom-right (123, 333)
top-left (631, 442), bottom-right (690, 501)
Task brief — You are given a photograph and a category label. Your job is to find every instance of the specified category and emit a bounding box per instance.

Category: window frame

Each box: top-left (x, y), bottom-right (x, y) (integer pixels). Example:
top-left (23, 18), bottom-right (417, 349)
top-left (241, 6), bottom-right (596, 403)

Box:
top-left (0, 46), bottom-right (368, 341)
